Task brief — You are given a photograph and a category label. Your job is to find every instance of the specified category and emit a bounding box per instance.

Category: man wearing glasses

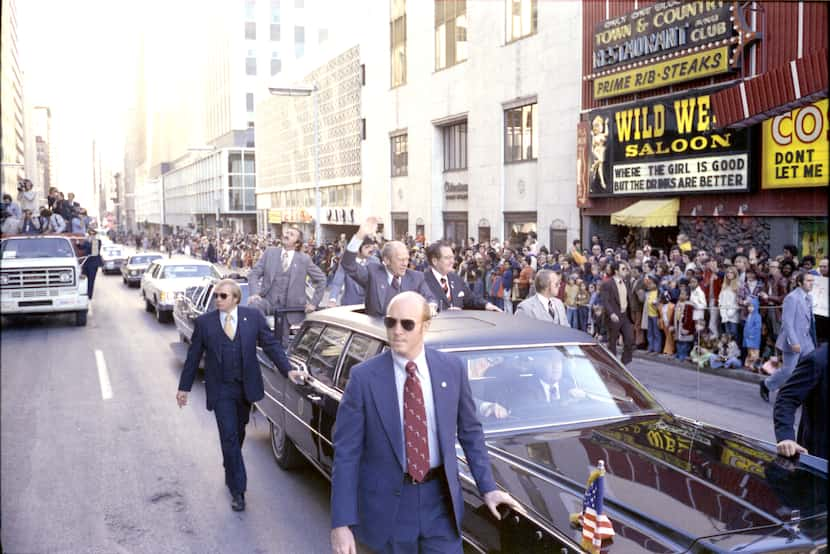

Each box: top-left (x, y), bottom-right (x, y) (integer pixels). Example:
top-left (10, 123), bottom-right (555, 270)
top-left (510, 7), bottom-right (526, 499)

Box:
top-left (330, 292), bottom-right (523, 553)
top-left (176, 279), bottom-right (298, 512)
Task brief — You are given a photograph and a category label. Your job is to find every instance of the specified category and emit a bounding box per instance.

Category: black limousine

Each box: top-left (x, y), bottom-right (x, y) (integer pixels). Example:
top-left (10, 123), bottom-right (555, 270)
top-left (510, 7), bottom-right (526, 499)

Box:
top-left (251, 306), bottom-right (826, 552)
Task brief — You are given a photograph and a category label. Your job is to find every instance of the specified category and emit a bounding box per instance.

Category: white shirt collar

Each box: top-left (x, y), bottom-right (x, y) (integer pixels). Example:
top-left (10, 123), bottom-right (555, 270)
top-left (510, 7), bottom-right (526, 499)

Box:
top-left (391, 348), bottom-right (427, 377)
top-left (431, 267), bottom-right (448, 283)
top-left (537, 293), bottom-right (552, 307)
top-left (220, 306), bottom-right (239, 324)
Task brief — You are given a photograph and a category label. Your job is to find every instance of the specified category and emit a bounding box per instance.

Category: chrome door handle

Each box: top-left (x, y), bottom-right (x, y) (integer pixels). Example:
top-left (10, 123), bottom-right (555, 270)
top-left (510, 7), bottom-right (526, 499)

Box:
top-left (306, 394), bottom-right (322, 402)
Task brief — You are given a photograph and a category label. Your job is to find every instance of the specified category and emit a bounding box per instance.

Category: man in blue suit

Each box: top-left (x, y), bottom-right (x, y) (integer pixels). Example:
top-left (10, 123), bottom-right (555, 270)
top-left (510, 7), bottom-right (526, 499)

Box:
top-left (176, 279), bottom-right (295, 512)
top-left (423, 240), bottom-right (501, 313)
top-left (80, 228), bottom-right (103, 300)
top-left (340, 217), bottom-right (436, 317)
top-left (330, 292), bottom-right (523, 553)
top-left (761, 272), bottom-right (817, 401)
top-left (773, 343), bottom-right (827, 459)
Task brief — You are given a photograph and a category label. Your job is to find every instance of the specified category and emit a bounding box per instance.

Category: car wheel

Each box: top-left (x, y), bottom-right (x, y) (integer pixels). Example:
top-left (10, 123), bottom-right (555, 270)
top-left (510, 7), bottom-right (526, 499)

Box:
top-left (155, 303), bottom-right (170, 323)
top-left (270, 417), bottom-right (304, 470)
top-left (145, 295), bottom-right (154, 312)
top-left (75, 310), bottom-right (88, 326)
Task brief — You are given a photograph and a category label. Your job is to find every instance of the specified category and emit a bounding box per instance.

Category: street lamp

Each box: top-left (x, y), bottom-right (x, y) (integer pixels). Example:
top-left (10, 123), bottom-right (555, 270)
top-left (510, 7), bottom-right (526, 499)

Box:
top-left (268, 83), bottom-right (321, 244)
top-left (188, 146), bottom-right (222, 244)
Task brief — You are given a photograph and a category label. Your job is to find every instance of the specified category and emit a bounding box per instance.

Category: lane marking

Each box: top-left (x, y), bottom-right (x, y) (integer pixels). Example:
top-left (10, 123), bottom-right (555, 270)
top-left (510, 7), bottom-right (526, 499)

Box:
top-left (95, 349), bottom-right (113, 400)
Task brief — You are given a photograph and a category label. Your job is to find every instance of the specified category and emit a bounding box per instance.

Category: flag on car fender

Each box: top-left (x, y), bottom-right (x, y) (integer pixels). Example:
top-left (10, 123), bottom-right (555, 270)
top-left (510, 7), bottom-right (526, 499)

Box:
top-left (570, 460), bottom-right (615, 553)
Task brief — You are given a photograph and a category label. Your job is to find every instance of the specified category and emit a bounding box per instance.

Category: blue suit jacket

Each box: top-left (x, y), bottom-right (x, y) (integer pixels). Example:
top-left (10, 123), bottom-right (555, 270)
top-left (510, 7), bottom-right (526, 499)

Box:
top-left (340, 249), bottom-right (436, 316)
top-left (329, 255), bottom-right (380, 305)
top-left (423, 269), bottom-right (488, 312)
top-left (330, 348), bottom-right (497, 550)
top-left (773, 343), bottom-right (827, 459)
top-left (178, 305), bottom-right (291, 410)
top-left (776, 288), bottom-right (816, 355)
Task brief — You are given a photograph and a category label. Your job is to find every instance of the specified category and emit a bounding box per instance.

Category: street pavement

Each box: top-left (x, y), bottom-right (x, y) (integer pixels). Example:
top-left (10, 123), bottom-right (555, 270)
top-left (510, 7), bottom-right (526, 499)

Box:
top-left (1, 269), bottom-right (778, 553)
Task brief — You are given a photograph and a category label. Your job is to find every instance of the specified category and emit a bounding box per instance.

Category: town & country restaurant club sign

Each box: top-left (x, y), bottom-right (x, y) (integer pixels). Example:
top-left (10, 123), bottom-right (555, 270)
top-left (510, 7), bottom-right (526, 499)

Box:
top-left (587, 92), bottom-right (750, 197)
top-left (588, 0), bottom-right (743, 99)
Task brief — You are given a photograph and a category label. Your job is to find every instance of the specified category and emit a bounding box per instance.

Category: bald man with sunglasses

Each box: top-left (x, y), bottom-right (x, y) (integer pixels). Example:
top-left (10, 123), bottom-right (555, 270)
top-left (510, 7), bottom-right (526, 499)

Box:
top-left (176, 279), bottom-right (298, 512)
top-left (331, 292), bottom-right (523, 553)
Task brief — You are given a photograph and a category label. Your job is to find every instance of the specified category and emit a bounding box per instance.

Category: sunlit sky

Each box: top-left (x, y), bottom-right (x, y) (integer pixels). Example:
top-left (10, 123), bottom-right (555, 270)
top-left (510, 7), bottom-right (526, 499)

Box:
top-left (17, 0), bottom-right (140, 210)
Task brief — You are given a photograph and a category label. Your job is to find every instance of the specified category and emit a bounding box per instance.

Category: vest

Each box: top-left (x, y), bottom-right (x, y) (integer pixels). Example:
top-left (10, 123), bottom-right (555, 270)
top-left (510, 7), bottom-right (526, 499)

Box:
top-left (220, 330), bottom-right (244, 383)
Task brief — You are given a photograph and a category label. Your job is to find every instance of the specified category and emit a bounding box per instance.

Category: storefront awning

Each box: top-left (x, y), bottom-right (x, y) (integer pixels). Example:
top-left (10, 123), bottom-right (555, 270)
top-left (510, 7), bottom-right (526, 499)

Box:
top-left (611, 198), bottom-right (679, 228)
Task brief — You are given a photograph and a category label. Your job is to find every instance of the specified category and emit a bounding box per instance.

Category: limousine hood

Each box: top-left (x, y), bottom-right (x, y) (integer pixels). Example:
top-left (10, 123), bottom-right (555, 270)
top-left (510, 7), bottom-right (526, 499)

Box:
top-left (481, 414), bottom-right (827, 552)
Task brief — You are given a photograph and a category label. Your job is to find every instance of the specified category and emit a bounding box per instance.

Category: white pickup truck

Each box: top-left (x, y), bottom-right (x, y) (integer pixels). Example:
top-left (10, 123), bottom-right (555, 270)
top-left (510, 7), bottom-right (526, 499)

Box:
top-left (0, 234), bottom-right (90, 326)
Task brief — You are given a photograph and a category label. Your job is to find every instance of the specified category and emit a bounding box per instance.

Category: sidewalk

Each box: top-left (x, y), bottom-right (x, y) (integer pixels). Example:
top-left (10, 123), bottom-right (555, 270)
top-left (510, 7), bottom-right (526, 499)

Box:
top-left (632, 349), bottom-right (765, 385)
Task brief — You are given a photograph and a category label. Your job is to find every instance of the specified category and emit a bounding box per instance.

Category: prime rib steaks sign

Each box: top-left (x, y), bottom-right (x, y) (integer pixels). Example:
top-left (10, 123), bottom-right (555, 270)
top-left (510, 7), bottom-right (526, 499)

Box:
top-left (587, 92), bottom-right (750, 197)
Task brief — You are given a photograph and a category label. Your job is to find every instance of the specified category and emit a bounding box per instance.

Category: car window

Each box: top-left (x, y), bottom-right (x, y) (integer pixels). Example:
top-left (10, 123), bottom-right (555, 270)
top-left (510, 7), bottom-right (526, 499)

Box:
top-left (203, 282), bottom-right (248, 312)
top-left (291, 323), bottom-right (324, 364)
top-left (104, 248), bottom-right (122, 256)
top-left (307, 326), bottom-right (350, 386)
top-left (337, 334), bottom-right (383, 389)
top-left (161, 264), bottom-right (217, 279)
top-left (457, 345), bottom-right (662, 433)
top-left (131, 255), bottom-right (160, 264)
top-left (147, 263), bottom-right (160, 278)
top-left (0, 237), bottom-right (75, 259)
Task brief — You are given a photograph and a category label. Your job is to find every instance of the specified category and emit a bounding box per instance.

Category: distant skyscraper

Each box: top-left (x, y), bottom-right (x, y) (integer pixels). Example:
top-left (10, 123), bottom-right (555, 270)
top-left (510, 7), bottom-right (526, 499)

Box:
top-left (1, 0), bottom-right (26, 196)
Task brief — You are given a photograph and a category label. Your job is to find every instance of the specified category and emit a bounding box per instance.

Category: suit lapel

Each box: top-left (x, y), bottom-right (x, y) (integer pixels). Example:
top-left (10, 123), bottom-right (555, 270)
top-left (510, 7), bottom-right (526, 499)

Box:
top-left (211, 311), bottom-right (223, 363)
top-left (367, 352), bottom-right (404, 470)
top-left (424, 271), bottom-right (445, 309)
top-left (425, 349), bottom-right (453, 460)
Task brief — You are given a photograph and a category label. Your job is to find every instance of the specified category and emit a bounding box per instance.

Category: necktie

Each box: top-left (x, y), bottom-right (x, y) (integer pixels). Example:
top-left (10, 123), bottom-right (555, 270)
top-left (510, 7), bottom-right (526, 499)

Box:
top-left (403, 361), bottom-right (429, 482)
top-left (807, 294), bottom-right (817, 345)
top-left (548, 299), bottom-right (558, 323)
top-left (282, 250), bottom-right (290, 272)
top-left (224, 314), bottom-right (235, 339)
top-left (440, 277), bottom-right (451, 302)
top-left (391, 275), bottom-right (401, 291)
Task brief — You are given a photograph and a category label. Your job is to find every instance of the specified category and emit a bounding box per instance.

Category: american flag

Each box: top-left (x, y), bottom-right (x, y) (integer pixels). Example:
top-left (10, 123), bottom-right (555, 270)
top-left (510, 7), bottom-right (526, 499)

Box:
top-left (580, 462), bottom-right (615, 553)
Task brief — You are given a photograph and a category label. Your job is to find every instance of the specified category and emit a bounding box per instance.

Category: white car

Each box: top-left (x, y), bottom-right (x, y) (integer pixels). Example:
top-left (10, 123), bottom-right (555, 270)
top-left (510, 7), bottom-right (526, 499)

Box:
top-left (121, 252), bottom-right (163, 287)
top-left (101, 245), bottom-right (127, 274)
top-left (140, 258), bottom-right (221, 323)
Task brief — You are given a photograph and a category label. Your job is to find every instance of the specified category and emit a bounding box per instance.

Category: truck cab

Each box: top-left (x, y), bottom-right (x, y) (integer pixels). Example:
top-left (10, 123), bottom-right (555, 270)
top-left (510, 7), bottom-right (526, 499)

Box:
top-left (0, 234), bottom-right (90, 326)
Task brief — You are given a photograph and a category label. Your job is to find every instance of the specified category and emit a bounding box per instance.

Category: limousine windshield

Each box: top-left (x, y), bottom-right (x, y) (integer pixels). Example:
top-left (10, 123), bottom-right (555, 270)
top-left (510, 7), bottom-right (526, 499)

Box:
top-left (456, 344), bottom-right (662, 432)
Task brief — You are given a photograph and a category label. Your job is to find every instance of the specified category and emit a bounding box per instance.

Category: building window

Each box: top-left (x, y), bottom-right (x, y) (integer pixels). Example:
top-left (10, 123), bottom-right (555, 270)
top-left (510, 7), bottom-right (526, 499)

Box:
top-left (435, 0), bottom-right (467, 70)
top-left (506, 0), bottom-right (537, 42)
top-left (245, 22), bottom-right (257, 39)
top-left (271, 51), bottom-right (281, 75)
top-left (246, 49), bottom-right (257, 75)
top-left (270, 24), bottom-right (280, 40)
top-left (295, 26), bottom-right (305, 57)
top-left (295, 0), bottom-right (303, 7)
top-left (319, 28), bottom-right (328, 43)
top-left (504, 102), bottom-right (537, 162)
top-left (390, 0), bottom-right (406, 87)
top-left (270, 0), bottom-right (280, 40)
top-left (245, 0), bottom-right (256, 20)
top-left (391, 133), bottom-right (408, 177)
top-left (246, 92), bottom-right (254, 112)
top-left (443, 121), bottom-right (467, 171)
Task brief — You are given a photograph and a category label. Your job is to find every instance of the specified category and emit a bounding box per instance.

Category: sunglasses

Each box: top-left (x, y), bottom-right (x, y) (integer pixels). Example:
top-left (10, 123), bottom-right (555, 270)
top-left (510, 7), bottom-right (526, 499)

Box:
top-left (213, 292), bottom-right (231, 300)
top-left (383, 317), bottom-right (417, 331)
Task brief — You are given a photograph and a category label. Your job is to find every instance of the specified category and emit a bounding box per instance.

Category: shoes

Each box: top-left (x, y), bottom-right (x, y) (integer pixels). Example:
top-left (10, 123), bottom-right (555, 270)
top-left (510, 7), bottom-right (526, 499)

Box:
top-left (759, 381), bottom-right (770, 403)
top-left (231, 492), bottom-right (246, 512)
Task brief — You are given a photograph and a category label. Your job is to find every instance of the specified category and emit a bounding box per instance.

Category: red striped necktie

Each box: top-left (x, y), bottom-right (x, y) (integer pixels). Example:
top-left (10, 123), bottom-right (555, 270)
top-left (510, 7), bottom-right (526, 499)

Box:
top-left (403, 361), bottom-right (429, 482)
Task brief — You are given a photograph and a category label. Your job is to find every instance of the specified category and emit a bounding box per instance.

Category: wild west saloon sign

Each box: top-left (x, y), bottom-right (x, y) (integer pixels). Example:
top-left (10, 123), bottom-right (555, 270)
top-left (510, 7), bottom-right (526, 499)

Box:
top-left (587, 92), bottom-right (750, 197)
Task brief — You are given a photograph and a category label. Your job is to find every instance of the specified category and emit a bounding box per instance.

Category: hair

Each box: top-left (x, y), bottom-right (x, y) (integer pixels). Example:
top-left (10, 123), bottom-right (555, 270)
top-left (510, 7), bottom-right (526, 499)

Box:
top-left (287, 225), bottom-right (304, 250)
top-left (783, 244), bottom-right (798, 256)
top-left (722, 265), bottom-right (740, 292)
top-left (381, 240), bottom-right (407, 263)
top-left (386, 291), bottom-right (432, 322)
top-left (426, 240), bottom-right (451, 264)
top-left (534, 269), bottom-right (553, 293)
top-left (215, 278), bottom-right (242, 304)
top-left (795, 271), bottom-right (810, 287)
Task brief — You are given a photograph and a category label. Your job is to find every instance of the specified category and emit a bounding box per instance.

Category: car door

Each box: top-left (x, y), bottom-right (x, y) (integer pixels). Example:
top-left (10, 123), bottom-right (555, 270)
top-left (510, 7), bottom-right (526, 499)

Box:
top-left (142, 262), bottom-right (160, 296)
top-left (318, 333), bottom-right (384, 473)
top-left (278, 322), bottom-right (325, 461)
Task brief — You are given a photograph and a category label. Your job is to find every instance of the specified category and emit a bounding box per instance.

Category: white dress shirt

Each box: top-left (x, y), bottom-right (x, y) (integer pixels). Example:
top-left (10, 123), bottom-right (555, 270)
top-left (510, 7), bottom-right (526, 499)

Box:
top-left (219, 306), bottom-right (239, 338)
top-left (281, 248), bottom-right (295, 269)
top-left (540, 380), bottom-right (560, 402)
top-left (391, 348), bottom-right (441, 470)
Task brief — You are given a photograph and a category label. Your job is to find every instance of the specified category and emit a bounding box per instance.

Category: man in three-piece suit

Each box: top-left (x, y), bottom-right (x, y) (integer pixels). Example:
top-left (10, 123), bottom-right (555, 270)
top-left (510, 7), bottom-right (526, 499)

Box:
top-left (514, 269), bottom-right (569, 326)
top-left (80, 228), bottom-right (103, 300)
top-left (176, 279), bottom-right (295, 512)
top-left (761, 272), bottom-right (817, 401)
top-left (423, 240), bottom-right (501, 313)
top-left (340, 217), bottom-right (436, 317)
top-left (600, 261), bottom-right (635, 365)
top-left (773, 343), bottom-right (827, 459)
top-left (328, 236), bottom-right (380, 307)
top-left (330, 292), bottom-right (523, 553)
top-left (247, 226), bottom-right (327, 340)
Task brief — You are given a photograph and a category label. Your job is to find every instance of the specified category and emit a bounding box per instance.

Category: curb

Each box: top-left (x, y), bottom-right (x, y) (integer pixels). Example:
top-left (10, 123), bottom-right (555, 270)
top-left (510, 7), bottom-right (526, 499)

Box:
top-left (632, 350), bottom-right (765, 385)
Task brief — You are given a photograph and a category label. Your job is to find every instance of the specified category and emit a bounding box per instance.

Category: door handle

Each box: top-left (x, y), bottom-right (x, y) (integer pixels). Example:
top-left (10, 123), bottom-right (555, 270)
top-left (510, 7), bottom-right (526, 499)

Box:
top-left (306, 394), bottom-right (322, 402)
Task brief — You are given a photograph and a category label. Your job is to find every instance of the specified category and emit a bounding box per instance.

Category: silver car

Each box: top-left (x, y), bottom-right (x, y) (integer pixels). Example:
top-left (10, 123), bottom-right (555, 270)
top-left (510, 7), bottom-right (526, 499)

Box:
top-left (101, 245), bottom-right (127, 274)
top-left (121, 253), bottom-right (163, 287)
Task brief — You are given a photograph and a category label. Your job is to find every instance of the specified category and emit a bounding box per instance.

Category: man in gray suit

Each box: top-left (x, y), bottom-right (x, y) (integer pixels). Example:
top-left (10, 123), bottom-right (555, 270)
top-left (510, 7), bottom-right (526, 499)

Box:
top-left (340, 217), bottom-right (436, 317)
top-left (515, 269), bottom-right (569, 327)
top-left (247, 226), bottom-right (327, 340)
top-left (761, 271), bottom-right (817, 401)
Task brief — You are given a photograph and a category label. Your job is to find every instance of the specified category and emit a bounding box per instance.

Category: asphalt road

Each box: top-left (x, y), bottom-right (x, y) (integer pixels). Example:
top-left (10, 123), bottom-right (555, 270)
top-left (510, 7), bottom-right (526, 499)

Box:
top-left (1, 269), bottom-right (775, 553)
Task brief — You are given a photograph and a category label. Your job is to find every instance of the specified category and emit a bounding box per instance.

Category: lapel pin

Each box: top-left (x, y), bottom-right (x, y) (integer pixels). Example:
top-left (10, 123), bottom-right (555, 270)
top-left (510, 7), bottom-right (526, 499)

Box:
top-left (441, 381), bottom-right (447, 388)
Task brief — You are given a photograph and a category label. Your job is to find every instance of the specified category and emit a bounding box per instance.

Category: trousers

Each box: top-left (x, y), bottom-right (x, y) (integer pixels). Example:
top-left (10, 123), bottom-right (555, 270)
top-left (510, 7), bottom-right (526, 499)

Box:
top-left (213, 382), bottom-right (251, 495)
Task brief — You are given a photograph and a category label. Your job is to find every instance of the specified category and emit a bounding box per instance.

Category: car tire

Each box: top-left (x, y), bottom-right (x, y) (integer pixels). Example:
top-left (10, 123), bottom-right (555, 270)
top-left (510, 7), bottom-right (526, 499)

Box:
top-left (75, 310), bottom-right (88, 326)
top-left (270, 417), bottom-right (304, 470)
top-left (145, 295), bottom-right (154, 312)
top-left (155, 303), bottom-right (170, 323)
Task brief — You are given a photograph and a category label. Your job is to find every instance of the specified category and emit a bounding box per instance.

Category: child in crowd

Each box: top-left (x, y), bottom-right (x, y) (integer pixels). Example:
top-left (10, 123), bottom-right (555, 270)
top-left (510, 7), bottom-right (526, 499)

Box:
top-left (658, 291), bottom-right (675, 356)
top-left (576, 279), bottom-right (590, 333)
top-left (564, 274), bottom-right (579, 329)
top-left (674, 289), bottom-right (695, 361)
top-left (743, 297), bottom-right (762, 371)
top-left (709, 334), bottom-right (742, 369)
